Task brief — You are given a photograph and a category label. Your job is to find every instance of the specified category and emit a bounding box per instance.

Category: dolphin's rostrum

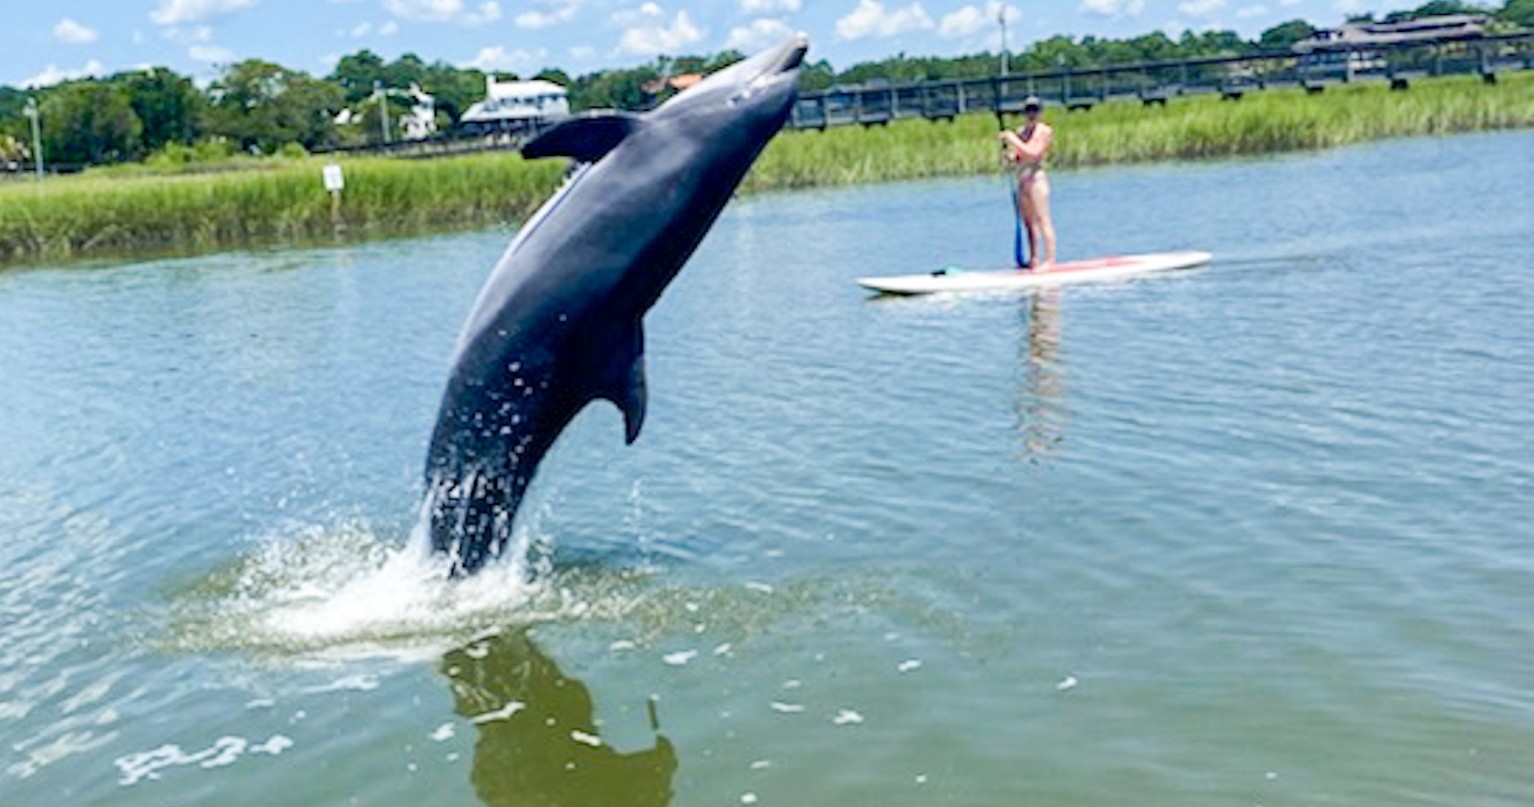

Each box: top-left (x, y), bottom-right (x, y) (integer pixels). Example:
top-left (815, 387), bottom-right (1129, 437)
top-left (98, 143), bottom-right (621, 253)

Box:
top-left (423, 35), bottom-right (808, 575)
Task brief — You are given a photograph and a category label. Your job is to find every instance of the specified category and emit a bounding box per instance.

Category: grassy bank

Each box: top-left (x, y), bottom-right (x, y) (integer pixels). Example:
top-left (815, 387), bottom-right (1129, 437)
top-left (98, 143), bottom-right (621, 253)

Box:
top-left (2, 72), bottom-right (1530, 266)
top-left (745, 72), bottom-right (1534, 189)
top-left (0, 155), bottom-right (565, 264)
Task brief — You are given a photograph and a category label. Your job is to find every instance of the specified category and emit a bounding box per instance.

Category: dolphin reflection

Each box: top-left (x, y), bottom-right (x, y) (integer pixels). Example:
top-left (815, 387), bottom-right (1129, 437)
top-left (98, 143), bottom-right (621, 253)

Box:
top-left (441, 631), bottom-right (677, 806)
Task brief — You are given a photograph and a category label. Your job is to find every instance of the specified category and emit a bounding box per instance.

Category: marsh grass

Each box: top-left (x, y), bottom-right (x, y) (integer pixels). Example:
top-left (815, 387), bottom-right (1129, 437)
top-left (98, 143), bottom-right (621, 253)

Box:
top-left (2, 72), bottom-right (1530, 266)
top-left (0, 154), bottom-right (565, 264)
top-left (744, 72), bottom-right (1534, 189)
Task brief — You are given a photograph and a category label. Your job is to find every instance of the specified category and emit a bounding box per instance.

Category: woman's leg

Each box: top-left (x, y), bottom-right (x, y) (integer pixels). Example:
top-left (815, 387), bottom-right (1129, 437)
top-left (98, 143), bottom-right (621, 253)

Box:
top-left (1027, 174), bottom-right (1056, 270)
top-left (1019, 179), bottom-right (1039, 269)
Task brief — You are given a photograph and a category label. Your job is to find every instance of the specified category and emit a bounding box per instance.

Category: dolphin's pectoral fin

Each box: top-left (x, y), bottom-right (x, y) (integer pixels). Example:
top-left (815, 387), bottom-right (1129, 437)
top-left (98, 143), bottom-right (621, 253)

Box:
top-left (522, 112), bottom-right (641, 164)
top-left (594, 324), bottom-right (648, 445)
top-left (616, 352), bottom-right (647, 445)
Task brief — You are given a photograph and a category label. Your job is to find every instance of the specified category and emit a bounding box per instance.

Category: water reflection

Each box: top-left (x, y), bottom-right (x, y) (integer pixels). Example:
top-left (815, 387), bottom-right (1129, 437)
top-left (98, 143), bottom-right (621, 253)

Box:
top-left (1017, 289), bottom-right (1070, 462)
top-left (441, 630), bottom-right (678, 807)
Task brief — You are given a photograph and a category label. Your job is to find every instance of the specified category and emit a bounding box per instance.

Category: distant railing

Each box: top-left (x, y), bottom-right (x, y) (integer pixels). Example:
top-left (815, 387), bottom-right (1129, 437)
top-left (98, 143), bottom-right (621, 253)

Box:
top-left (308, 30), bottom-right (1533, 160)
top-left (310, 118), bottom-right (560, 159)
top-left (788, 31), bottom-right (1534, 130)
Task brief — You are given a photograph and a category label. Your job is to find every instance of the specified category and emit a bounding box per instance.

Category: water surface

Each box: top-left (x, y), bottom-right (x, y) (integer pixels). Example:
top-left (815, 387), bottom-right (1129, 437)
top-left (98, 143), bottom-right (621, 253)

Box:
top-left (2, 130), bottom-right (1532, 805)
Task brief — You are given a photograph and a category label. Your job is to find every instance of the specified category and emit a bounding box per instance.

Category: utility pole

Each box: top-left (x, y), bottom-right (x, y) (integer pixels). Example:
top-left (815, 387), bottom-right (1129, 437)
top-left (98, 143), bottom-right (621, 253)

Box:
top-left (374, 80), bottom-right (391, 145)
top-left (23, 97), bottom-right (43, 179)
top-left (998, 8), bottom-right (1009, 76)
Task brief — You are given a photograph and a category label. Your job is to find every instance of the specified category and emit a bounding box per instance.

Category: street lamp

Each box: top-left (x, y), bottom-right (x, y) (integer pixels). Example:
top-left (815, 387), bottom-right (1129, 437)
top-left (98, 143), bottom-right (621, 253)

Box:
top-left (23, 97), bottom-right (43, 179)
top-left (998, 7), bottom-right (1009, 76)
top-left (374, 80), bottom-right (392, 145)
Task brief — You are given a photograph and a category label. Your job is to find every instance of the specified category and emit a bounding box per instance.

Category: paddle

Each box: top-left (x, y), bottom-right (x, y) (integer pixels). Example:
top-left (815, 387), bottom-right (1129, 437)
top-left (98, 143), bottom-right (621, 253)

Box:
top-left (995, 107), bottom-right (1030, 270)
top-left (1011, 182), bottom-right (1027, 269)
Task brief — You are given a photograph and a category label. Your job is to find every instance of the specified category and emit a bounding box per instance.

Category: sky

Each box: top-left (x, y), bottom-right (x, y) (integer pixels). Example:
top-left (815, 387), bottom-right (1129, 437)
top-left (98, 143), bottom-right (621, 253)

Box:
top-left (9, 0), bottom-right (1421, 89)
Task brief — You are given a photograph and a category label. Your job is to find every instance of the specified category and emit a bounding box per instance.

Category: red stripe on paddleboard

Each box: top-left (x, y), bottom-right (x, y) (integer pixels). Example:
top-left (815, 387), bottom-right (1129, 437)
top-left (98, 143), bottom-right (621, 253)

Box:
top-left (1037, 256), bottom-right (1136, 273)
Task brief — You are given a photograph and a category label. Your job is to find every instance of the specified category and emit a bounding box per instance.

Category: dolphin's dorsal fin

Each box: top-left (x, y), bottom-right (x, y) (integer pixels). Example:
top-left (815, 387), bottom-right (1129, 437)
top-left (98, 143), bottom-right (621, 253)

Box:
top-left (522, 112), bottom-right (641, 163)
top-left (595, 322), bottom-right (648, 444)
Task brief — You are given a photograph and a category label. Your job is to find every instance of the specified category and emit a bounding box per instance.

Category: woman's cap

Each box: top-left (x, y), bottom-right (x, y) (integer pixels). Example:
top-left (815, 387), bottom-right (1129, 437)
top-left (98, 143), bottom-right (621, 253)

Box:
top-left (1022, 95), bottom-right (1042, 112)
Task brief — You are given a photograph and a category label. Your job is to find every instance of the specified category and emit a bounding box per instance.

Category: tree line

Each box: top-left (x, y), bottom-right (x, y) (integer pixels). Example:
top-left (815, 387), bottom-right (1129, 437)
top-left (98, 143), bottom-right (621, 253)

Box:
top-left (2, 0), bottom-right (1528, 171)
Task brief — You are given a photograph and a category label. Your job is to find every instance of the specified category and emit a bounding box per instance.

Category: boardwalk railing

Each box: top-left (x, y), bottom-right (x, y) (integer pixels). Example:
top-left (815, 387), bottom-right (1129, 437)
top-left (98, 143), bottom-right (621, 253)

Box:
top-left (298, 30), bottom-right (1534, 161)
top-left (789, 31), bottom-right (1534, 129)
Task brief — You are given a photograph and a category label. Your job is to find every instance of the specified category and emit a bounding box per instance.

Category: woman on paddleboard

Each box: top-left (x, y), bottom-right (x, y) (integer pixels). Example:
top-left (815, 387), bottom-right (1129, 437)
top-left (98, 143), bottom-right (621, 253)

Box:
top-left (999, 96), bottom-right (1057, 271)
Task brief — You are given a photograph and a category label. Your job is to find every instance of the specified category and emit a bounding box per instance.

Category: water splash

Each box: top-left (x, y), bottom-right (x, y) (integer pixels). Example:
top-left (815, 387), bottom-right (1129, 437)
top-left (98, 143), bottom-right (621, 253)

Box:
top-left (164, 501), bottom-right (642, 660)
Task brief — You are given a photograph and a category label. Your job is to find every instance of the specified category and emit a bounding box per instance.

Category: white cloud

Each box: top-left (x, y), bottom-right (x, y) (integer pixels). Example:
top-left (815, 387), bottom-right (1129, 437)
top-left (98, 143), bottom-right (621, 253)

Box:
top-left (189, 44), bottom-right (236, 62)
top-left (835, 0), bottom-right (934, 41)
top-left (348, 21), bottom-right (373, 37)
top-left (611, 2), bottom-right (663, 27)
top-left (1236, 4), bottom-right (1267, 17)
top-left (741, 0), bottom-right (801, 11)
top-left (1178, 0), bottom-right (1225, 16)
top-left (616, 8), bottom-right (704, 55)
top-left (726, 17), bottom-right (795, 51)
top-left (937, 2), bottom-right (1019, 40)
top-left (164, 25), bottom-right (214, 44)
top-left (22, 59), bottom-right (106, 88)
top-left (569, 45), bottom-right (598, 60)
top-left (515, 0), bottom-right (578, 29)
top-left (150, 0), bottom-right (258, 26)
top-left (462, 45), bottom-right (549, 72)
top-left (54, 18), bottom-right (100, 44)
top-left (1079, 0), bottom-right (1144, 17)
top-left (383, 0), bottom-right (501, 25)
top-left (380, 20), bottom-right (399, 34)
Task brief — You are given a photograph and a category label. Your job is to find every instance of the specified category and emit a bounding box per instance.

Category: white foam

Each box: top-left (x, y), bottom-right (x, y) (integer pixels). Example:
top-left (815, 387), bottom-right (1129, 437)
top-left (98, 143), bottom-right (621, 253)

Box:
top-left (663, 650), bottom-right (698, 666)
top-left (470, 701), bottom-right (526, 724)
top-left (114, 734), bottom-right (291, 786)
top-left (832, 709), bottom-right (864, 725)
top-left (178, 513), bottom-right (578, 658)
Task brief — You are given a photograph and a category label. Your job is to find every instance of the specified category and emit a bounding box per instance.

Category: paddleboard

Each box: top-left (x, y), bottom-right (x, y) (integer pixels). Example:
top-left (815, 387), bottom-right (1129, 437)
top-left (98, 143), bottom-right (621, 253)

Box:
top-left (856, 250), bottom-right (1213, 295)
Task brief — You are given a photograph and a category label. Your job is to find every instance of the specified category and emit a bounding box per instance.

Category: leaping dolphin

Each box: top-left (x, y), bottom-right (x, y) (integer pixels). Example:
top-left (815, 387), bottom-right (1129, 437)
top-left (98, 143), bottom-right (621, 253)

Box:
top-left (422, 35), bottom-right (808, 575)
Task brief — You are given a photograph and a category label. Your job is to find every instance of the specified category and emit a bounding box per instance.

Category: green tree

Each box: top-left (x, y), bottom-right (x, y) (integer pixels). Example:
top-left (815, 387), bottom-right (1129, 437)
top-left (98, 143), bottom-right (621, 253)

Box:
top-left (40, 82), bottom-right (144, 166)
top-left (208, 59), bottom-right (342, 153)
top-left (1385, 1), bottom-right (1489, 21)
top-left (115, 67), bottom-right (204, 154)
top-left (329, 49), bottom-right (388, 105)
top-left (418, 61), bottom-right (487, 124)
top-left (1497, 0), bottom-right (1534, 24)
top-left (0, 87), bottom-right (26, 145)
top-left (1258, 19), bottom-right (1317, 50)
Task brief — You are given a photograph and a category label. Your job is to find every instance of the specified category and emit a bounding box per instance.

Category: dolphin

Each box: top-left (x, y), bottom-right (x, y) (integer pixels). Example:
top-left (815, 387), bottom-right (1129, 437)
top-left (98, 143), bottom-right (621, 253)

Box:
top-left (422, 35), bottom-right (808, 575)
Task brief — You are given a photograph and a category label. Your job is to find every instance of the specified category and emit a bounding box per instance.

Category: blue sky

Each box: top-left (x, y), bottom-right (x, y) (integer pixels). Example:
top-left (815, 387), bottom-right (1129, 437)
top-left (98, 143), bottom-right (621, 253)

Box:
top-left (11, 0), bottom-right (1416, 88)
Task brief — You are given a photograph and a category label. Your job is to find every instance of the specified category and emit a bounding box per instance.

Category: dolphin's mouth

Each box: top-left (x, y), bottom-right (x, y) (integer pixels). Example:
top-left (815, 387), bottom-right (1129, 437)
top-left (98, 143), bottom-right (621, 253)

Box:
top-left (733, 34), bottom-right (809, 108)
top-left (774, 34), bottom-right (809, 74)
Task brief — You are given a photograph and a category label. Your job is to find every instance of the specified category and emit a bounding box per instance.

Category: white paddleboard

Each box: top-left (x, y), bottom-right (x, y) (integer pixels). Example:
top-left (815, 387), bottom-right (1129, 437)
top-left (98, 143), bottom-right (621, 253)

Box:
top-left (856, 250), bottom-right (1213, 295)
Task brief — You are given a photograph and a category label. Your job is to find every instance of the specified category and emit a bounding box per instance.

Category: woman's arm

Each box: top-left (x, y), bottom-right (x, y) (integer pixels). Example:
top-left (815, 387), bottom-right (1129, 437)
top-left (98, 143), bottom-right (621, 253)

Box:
top-left (998, 129), bottom-right (1026, 156)
top-left (1012, 124), bottom-right (1053, 163)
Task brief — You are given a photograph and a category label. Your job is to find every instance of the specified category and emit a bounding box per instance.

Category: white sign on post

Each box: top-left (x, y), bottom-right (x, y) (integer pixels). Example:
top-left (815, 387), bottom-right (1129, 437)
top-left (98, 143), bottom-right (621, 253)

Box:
top-left (322, 163), bottom-right (344, 194)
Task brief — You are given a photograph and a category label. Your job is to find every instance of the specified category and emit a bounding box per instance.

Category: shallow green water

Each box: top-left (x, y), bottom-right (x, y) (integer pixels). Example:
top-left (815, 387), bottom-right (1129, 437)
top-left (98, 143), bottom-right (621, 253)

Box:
top-left (2, 130), bottom-right (1532, 805)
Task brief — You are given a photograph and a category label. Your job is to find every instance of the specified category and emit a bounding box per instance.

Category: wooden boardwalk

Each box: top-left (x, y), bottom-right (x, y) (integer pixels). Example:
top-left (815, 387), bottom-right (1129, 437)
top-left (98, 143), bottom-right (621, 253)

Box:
top-left (308, 31), bottom-right (1533, 160)
top-left (788, 32), bottom-right (1534, 130)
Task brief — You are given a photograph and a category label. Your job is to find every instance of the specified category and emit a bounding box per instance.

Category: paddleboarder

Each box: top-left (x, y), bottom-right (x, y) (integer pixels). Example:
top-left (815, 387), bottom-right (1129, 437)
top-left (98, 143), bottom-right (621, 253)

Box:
top-left (999, 96), bottom-right (1057, 271)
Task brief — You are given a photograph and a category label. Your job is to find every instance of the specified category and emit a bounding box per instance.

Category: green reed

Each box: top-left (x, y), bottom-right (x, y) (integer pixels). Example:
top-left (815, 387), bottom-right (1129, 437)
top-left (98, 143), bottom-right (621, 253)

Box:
top-left (1, 72), bottom-right (1529, 266)
top-left (744, 72), bottom-right (1534, 190)
top-left (0, 153), bottom-right (565, 265)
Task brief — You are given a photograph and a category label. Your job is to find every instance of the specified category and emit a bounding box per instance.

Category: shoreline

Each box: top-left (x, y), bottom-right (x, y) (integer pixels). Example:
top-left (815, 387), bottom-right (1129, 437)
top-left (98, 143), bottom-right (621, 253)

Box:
top-left (2, 73), bottom-right (1530, 269)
